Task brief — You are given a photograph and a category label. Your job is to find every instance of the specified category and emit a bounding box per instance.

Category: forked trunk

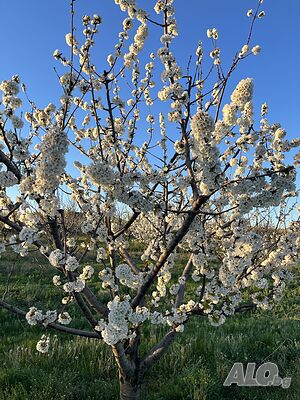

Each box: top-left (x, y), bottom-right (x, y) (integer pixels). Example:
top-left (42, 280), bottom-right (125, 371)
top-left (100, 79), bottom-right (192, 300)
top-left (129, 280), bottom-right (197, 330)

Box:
top-left (119, 380), bottom-right (141, 400)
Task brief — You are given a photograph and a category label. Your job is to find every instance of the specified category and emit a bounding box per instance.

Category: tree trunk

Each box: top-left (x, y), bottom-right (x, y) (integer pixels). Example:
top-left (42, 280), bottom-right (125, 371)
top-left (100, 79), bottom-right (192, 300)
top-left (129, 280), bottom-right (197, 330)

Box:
top-left (119, 380), bottom-right (141, 400)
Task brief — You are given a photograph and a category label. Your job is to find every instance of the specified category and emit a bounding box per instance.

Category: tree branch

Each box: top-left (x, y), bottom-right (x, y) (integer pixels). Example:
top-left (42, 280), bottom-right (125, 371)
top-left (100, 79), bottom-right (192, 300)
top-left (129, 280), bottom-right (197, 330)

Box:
top-left (113, 211), bottom-right (140, 240)
top-left (0, 148), bottom-right (22, 181)
top-left (175, 254), bottom-right (193, 308)
top-left (118, 247), bottom-right (140, 274)
top-left (131, 195), bottom-right (209, 308)
top-left (141, 330), bottom-right (176, 372)
top-left (0, 299), bottom-right (100, 339)
top-left (111, 342), bottom-right (135, 380)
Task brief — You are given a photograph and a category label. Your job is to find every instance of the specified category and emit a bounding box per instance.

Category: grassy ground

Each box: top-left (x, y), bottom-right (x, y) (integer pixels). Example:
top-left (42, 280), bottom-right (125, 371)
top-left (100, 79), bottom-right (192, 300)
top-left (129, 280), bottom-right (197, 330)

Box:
top-left (0, 252), bottom-right (299, 400)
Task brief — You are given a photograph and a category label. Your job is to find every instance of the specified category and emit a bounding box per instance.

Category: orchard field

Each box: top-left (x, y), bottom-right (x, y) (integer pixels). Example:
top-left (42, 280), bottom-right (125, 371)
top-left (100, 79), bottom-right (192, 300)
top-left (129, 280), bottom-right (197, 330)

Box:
top-left (1, 252), bottom-right (299, 400)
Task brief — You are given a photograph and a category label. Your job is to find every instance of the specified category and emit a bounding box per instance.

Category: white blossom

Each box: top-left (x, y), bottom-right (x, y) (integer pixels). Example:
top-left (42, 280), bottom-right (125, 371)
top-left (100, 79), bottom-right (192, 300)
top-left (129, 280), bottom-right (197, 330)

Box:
top-left (58, 312), bottom-right (72, 325)
top-left (36, 335), bottom-right (50, 353)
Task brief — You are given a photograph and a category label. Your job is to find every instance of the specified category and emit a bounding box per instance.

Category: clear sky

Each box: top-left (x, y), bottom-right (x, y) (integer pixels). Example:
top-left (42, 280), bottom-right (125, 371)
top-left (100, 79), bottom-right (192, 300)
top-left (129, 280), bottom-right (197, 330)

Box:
top-left (0, 0), bottom-right (299, 177)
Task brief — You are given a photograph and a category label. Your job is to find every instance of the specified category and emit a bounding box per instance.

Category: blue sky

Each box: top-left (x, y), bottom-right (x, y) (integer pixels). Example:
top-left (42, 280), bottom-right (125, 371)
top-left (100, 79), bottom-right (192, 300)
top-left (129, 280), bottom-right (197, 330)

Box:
top-left (0, 0), bottom-right (299, 177)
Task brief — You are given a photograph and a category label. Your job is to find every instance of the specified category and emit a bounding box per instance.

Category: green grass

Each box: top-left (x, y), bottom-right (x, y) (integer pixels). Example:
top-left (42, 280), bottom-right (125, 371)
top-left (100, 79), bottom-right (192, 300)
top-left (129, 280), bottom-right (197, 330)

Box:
top-left (0, 253), bottom-right (299, 400)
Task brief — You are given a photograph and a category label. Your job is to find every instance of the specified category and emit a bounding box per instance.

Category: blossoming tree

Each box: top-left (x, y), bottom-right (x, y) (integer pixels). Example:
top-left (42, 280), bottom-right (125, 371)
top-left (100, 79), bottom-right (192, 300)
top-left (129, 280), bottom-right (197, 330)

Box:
top-left (0, 0), bottom-right (299, 399)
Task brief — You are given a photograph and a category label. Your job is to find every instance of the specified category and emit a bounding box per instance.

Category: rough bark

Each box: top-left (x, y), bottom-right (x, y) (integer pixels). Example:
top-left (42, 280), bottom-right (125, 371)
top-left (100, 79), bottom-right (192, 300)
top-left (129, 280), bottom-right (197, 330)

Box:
top-left (119, 380), bottom-right (141, 400)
